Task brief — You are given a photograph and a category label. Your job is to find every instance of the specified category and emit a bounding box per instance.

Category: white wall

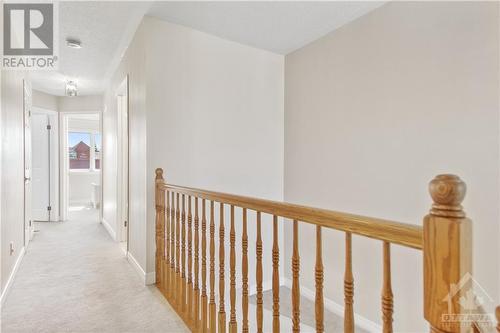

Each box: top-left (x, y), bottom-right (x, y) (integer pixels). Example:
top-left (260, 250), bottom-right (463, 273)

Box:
top-left (1, 70), bottom-right (27, 295)
top-left (144, 17), bottom-right (284, 293)
top-left (58, 95), bottom-right (103, 113)
top-left (32, 90), bottom-right (58, 111)
top-left (103, 17), bottom-right (284, 290)
top-left (68, 173), bottom-right (100, 206)
top-left (284, 2), bottom-right (499, 331)
top-left (103, 23), bottom-right (147, 255)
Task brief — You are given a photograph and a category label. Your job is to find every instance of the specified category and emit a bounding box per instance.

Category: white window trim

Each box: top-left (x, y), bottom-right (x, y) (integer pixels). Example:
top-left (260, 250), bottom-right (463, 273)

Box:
top-left (68, 130), bottom-right (101, 173)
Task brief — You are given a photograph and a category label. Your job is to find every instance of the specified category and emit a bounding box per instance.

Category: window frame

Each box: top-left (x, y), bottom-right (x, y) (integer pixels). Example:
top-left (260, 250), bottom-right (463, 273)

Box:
top-left (68, 129), bottom-right (101, 173)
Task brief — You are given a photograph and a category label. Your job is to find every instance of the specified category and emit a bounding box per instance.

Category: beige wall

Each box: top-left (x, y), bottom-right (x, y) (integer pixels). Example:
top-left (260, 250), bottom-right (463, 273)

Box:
top-left (284, 1), bottom-right (499, 331)
top-left (103, 17), bottom-right (285, 289)
top-left (1, 71), bottom-right (28, 296)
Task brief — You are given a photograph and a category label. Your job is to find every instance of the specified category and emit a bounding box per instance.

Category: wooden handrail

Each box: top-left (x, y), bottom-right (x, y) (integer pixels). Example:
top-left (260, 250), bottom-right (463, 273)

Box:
top-left (161, 183), bottom-right (423, 249)
top-left (155, 169), bottom-right (496, 333)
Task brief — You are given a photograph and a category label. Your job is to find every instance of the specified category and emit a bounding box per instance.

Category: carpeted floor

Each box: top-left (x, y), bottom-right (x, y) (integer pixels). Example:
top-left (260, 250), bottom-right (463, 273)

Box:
top-left (250, 286), bottom-right (369, 333)
top-left (1, 207), bottom-right (188, 333)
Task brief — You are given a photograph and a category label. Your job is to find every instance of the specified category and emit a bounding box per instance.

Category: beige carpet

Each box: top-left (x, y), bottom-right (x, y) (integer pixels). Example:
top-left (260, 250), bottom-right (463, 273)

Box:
top-left (1, 207), bottom-right (188, 333)
top-left (250, 286), bottom-right (369, 333)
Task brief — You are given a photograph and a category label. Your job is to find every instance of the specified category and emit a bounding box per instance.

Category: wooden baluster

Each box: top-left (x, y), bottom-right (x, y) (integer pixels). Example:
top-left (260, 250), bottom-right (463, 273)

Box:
top-left (165, 190), bottom-right (170, 296)
top-left (242, 208), bottom-right (249, 333)
top-left (382, 241), bottom-right (393, 333)
top-left (176, 193), bottom-right (181, 308)
top-left (155, 169), bottom-right (165, 290)
top-left (423, 175), bottom-right (471, 333)
top-left (171, 192), bottom-right (176, 303)
top-left (219, 203), bottom-right (226, 333)
top-left (229, 205), bottom-right (237, 333)
top-left (202, 199), bottom-right (208, 333)
top-left (167, 192), bottom-right (175, 302)
top-left (344, 232), bottom-right (354, 333)
top-left (315, 226), bottom-right (324, 333)
top-left (182, 194), bottom-right (187, 313)
top-left (256, 212), bottom-right (264, 333)
top-left (291, 220), bottom-right (300, 333)
top-left (209, 201), bottom-right (217, 333)
top-left (272, 215), bottom-right (280, 333)
top-left (194, 197), bottom-right (200, 330)
top-left (188, 196), bottom-right (193, 325)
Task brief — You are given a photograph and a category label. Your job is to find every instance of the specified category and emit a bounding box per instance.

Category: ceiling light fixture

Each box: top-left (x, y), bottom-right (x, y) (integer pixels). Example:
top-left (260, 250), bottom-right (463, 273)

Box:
top-left (66, 81), bottom-right (78, 97)
top-left (66, 38), bottom-right (82, 49)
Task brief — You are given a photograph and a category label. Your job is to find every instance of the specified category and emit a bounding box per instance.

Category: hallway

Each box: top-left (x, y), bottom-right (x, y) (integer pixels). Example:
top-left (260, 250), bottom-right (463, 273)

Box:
top-left (1, 208), bottom-right (188, 333)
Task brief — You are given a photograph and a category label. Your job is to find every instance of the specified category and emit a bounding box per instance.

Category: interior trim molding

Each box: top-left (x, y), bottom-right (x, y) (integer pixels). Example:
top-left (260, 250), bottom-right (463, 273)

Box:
top-left (283, 278), bottom-right (382, 333)
top-left (127, 251), bottom-right (154, 285)
top-left (0, 246), bottom-right (26, 306)
top-left (101, 218), bottom-right (116, 241)
top-left (145, 271), bottom-right (156, 285)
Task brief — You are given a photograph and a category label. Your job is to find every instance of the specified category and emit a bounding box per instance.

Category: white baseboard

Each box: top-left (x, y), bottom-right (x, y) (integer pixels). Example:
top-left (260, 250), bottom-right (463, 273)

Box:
top-left (283, 278), bottom-right (381, 333)
top-left (145, 271), bottom-right (156, 285)
top-left (0, 247), bottom-right (26, 306)
top-left (241, 277), bottom-right (285, 296)
top-left (127, 251), bottom-right (156, 286)
top-left (101, 218), bottom-right (116, 241)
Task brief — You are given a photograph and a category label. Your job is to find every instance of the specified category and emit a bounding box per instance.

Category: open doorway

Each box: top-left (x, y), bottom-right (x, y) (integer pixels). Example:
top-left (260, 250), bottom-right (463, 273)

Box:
top-left (60, 113), bottom-right (101, 220)
top-left (116, 76), bottom-right (129, 253)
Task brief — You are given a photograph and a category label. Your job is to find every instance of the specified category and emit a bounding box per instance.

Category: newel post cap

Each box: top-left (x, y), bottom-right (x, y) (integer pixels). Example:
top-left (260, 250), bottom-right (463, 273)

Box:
top-left (429, 174), bottom-right (466, 218)
top-left (155, 168), bottom-right (164, 181)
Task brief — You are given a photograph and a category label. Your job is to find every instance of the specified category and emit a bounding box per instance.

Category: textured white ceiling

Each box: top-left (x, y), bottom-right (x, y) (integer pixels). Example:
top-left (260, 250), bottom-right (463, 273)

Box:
top-left (31, 1), bottom-right (384, 96)
top-left (147, 1), bottom-right (384, 54)
top-left (31, 1), bottom-right (150, 96)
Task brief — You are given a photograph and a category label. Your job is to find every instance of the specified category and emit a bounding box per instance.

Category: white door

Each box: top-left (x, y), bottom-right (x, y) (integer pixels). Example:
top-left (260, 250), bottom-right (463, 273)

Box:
top-left (31, 113), bottom-right (50, 221)
top-left (117, 94), bottom-right (129, 243)
top-left (23, 80), bottom-right (34, 243)
top-left (121, 95), bottom-right (129, 242)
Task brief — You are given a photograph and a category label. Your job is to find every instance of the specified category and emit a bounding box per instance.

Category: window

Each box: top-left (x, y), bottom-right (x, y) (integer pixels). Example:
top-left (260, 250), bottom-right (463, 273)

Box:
top-left (95, 133), bottom-right (101, 170)
top-left (68, 131), bottom-right (101, 171)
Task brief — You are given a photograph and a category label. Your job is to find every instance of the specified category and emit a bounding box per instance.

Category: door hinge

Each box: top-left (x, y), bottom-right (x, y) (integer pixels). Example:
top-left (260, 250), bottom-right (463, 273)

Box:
top-left (29, 220), bottom-right (32, 227)
top-left (47, 124), bottom-right (52, 130)
top-left (47, 206), bottom-right (52, 211)
top-left (124, 220), bottom-right (128, 227)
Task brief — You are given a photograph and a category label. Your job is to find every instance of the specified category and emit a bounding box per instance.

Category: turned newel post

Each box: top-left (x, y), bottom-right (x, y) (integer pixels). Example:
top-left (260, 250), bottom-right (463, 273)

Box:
top-left (155, 168), bottom-right (166, 288)
top-left (424, 174), bottom-right (472, 333)
top-left (496, 306), bottom-right (500, 333)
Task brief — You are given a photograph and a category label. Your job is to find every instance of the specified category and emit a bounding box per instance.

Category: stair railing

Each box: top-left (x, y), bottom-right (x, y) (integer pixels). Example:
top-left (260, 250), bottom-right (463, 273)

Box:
top-left (154, 168), bottom-right (495, 332)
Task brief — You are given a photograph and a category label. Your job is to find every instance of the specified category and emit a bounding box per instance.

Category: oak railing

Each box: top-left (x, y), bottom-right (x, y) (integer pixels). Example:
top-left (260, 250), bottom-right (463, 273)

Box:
top-left (154, 168), bottom-right (497, 332)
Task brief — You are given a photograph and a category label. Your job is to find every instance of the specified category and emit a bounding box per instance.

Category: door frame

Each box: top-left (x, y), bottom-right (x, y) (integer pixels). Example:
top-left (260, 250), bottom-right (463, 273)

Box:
top-left (23, 80), bottom-right (33, 245)
top-left (116, 76), bottom-right (129, 249)
top-left (59, 111), bottom-right (102, 221)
